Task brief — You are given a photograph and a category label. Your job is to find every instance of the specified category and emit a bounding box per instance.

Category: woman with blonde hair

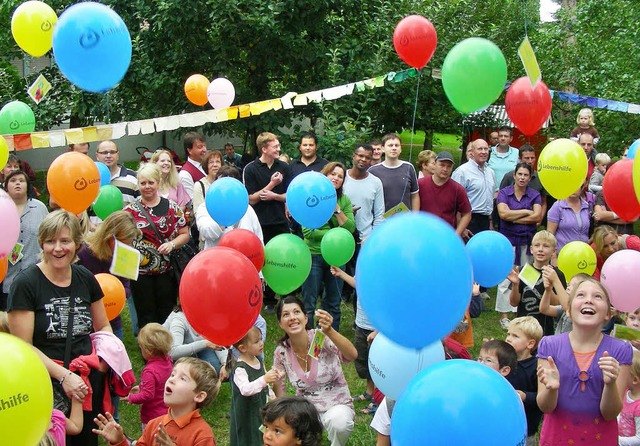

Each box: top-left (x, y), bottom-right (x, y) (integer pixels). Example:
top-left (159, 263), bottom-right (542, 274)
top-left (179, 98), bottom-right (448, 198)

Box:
top-left (124, 163), bottom-right (190, 328)
top-left (416, 150), bottom-right (436, 178)
top-left (77, 211), bottom-right (141, 339)
top-left (151, 149), bottom-right (190, 210)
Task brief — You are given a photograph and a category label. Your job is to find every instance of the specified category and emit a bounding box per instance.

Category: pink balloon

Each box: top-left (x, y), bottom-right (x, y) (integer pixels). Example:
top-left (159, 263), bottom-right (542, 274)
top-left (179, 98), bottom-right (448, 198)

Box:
top-left (0, 189), bottom-right (20, 257)
top-left (600, 250), bottom-right (640, 312)
top-left (207, 77), bottom-right (235, 109)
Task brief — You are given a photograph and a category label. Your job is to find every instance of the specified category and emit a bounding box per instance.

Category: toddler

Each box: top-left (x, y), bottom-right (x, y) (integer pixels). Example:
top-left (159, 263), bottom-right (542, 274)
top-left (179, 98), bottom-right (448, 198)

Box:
top-left (124, 323), bottom-right (173, 428)
top-left (588, 152), bottom-right (610, 193)
top-left (261, 396), bottom-right (324, 446)
top-left (570, 108), bottom-right (600, 144)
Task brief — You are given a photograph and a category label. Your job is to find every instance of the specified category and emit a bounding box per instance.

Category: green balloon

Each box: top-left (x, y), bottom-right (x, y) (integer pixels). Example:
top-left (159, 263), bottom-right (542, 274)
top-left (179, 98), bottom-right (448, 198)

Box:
top-left (441, 38), bottom-right (507, 114)
top-left (320, 227), bottom-right (355, 267)
top-left (0, 100), bottom-right (36, 135)
top-left (262, 234), bottom-right (311, 295)
top-left (92, 185), bottom-right (123, 220)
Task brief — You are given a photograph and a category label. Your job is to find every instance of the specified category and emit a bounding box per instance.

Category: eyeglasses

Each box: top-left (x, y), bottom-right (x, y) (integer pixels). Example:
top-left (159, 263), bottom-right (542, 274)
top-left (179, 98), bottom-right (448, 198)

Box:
top-left (97, 150), bottom-right (118, 155)
top-left (476, 357), bottom-right (497, 366)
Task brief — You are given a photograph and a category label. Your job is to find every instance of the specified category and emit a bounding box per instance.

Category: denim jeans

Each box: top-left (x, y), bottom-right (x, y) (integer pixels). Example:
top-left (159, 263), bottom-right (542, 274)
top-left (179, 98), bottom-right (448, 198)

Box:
top-left (302, 254), bottom-right (343, 331)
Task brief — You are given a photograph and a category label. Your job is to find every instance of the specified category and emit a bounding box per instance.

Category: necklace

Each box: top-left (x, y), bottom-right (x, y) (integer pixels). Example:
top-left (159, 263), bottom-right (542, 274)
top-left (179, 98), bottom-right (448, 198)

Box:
top-left (293, 342), bottom-right (310, 369)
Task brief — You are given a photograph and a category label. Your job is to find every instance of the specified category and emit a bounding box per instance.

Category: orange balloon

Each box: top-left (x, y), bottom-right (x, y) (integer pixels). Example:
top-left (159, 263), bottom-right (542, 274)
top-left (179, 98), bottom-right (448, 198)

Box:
top-left (184, 74), bottom-right (210, 106)
top-left (47, 152), bottom-right (100, 215)
top-left (0, 256), bottom-right (7, 282)
top-left (95, 273), bottom-right (126, 321)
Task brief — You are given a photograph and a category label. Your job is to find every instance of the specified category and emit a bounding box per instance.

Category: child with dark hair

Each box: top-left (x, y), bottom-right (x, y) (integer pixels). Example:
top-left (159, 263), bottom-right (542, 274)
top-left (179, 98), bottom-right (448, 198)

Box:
top-left (477, 339), bottom-right (517, 378)
top-left (261, 396), bottom-right (324, 446)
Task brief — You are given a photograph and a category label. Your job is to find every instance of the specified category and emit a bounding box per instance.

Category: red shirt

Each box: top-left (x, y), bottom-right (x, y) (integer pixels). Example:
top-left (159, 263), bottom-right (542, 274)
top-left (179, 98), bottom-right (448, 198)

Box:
top-left (418, 176), bottom-right (471, 228)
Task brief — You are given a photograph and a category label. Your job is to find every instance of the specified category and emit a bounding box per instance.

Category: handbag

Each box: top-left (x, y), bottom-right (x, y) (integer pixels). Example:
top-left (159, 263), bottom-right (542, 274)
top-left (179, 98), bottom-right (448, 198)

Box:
top-left (137, 202), bottom-right (196, 283)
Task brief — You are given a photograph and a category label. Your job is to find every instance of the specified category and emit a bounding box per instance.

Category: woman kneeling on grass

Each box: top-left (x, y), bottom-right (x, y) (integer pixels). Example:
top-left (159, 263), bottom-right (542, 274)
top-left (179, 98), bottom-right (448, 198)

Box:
top-left (273, 296), bottom-right (357, 446)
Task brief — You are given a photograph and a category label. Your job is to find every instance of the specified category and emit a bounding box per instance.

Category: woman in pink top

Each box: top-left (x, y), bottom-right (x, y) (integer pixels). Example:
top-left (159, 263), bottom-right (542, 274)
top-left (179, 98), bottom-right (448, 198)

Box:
top-left (151, 150), bottom-right (190, 210)
top-left (273, 296), bottom-right (357, 446)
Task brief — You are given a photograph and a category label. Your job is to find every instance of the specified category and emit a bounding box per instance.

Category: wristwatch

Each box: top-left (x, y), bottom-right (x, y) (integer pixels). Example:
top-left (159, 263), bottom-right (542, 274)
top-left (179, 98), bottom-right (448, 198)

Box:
top-left (334, 209), bottom-right (342, 214)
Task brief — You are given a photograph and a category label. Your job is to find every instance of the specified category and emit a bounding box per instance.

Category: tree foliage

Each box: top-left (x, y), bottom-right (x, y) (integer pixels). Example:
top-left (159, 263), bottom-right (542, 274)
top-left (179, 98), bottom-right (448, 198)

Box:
top-left (1, 0), bottom-right (637, 158)
top-left (531, 0), bottom-right (640, 154)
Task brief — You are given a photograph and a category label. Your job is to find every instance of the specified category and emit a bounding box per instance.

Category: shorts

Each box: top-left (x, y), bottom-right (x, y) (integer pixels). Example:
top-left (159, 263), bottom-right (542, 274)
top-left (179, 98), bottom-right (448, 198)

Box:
top-left (354, 326), bottom-right (374, 380)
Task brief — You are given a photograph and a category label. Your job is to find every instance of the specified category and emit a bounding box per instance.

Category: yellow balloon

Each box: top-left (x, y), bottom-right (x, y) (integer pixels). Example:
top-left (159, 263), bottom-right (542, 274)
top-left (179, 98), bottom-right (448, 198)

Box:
top-left (11, 1), bottom-right (58, 57)
top-left (557, 241), bottom-right (597, 282)
top-left (0, 136), bottom-right (8, 171)
top-left (537, 138), bottom-right (588, 199)
top-left (0, 333), bottom-right (53, 446)
top-left (634, 152), bottom-right (640, 206)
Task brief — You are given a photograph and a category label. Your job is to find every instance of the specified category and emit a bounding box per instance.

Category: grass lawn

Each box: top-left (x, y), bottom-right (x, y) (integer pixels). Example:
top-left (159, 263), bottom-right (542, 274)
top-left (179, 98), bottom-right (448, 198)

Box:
top-left (114, 288), bottom-right (504, 446)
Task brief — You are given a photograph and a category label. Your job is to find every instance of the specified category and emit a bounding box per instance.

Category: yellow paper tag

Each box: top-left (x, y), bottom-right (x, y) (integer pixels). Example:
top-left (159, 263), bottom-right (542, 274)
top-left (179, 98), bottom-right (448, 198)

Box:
top-left (383, 202), bottom-right (410, 220)
top-left (518, 37), bottom-right (542, 88)
top-left (109, 238), bottom-right (141, 281)
top-left (28, 74), bottom-right (52, 105)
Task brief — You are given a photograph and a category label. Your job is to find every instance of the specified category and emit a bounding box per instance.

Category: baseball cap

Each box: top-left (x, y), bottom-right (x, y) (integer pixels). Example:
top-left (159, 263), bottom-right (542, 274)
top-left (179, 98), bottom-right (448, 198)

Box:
top-left (435, 151), bottom-right (455, 164)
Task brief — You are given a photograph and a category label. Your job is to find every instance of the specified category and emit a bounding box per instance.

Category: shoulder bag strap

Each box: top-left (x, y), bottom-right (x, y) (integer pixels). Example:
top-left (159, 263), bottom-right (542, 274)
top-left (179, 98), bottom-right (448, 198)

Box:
top-left (63, 287), bottom-right (76, 368)
top-left (138, 202), bottom-right (169, 244)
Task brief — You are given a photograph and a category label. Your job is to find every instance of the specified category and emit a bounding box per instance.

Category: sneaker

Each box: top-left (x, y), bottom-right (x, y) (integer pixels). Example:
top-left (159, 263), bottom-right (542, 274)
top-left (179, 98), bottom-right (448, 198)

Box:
top-left (480, 292), bottom-right (491, 300)
top-left (500, 318), bottom-right (510, 330)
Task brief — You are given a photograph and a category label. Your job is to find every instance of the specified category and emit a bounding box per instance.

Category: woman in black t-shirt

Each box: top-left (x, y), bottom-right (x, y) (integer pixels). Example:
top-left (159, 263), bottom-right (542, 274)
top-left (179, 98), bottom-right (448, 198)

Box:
top-left (8, 210), bottom-right (111, 446)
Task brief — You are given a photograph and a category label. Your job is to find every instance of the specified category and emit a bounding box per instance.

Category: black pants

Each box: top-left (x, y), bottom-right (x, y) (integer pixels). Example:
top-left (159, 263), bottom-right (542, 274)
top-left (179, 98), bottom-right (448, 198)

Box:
top-left (261, 223), bottom-right (291, 306)
top-left (131, 272), bottom-right (177, 329)
top-left (468, 213), bottom-right (491, 238)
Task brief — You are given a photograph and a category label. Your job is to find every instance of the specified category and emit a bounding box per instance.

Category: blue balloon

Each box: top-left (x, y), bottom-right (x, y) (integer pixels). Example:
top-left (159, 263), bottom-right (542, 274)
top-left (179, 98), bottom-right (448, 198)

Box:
top-left (356, 212), bottom-right (472, 349)
top-left (95, 161), bottom-right (110, 187)
top-left (465, 231), bottom-right (513, 287)
top-left (286, 172), bottom-right (336, 229)
top-left (368, 334), bottom-right (444, 400)
top-left (627, 138), bottom-right (640, 159)
top-left (205, 177), bottom-right (249, 226)
top-left (391, 360), bottom-right (527, 446)
top-left (52, 2), bottom-right (132, 93)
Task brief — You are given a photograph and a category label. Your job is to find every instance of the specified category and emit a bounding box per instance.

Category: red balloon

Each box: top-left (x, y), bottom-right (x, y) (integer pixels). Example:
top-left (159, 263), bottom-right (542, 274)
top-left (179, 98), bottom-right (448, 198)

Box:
top-left (505, 77), bottom-right (552, 136)
top-left (179, 247), bottom-right (262, 346)
top-left (393, 15), bottom-right (438, 69)
top-left (218, 229), bottom-right (265, 272)
top-left (603, 159), bottom-right (640, 222)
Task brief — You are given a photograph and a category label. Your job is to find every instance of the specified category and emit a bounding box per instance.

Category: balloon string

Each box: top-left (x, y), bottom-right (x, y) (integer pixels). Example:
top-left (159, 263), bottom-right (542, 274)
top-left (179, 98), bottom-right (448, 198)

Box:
top-left (408, 69), bottom-right (422, 163)
top-left (523, 0), bottom-right (528, 36)
top-left (105, 92), bottom-right (111, 124)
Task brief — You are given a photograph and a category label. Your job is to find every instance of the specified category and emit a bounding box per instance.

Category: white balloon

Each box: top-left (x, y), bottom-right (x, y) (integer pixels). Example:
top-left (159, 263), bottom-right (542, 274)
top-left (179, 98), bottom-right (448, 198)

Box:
top-left (207, 77), bottom-right (235, 109)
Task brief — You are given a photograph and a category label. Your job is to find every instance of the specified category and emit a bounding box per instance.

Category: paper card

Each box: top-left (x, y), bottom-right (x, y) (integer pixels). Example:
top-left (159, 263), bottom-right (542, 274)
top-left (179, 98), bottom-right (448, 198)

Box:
top-left (28, 74), bottom-right (52, 105)
top-left (612, 324), bottom-right (640, 342)
top-left (9, 243), bottom-right (24, 265)
top-left (109, 238), bottom-right (140, 281)
top-left (383, 202), bottom-right (410, 219)
top-left (518, 36), bottom-right (542, 88)
top-left (308, 330), bottom-right (325, 360)
top-left (518, 263), bottom-right (541, 290)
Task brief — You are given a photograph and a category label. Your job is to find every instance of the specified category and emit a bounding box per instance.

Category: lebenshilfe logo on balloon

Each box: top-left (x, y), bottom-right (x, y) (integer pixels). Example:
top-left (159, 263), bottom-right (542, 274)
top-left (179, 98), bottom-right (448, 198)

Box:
top-left (79, 29), bottom-right (101, 48)
top-left (537, 162), bottom-right (572, 173)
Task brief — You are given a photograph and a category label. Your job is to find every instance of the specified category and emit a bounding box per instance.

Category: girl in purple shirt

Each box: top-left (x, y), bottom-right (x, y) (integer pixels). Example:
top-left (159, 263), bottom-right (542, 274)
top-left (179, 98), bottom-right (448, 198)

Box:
top-left (537, 277), bottom-right (632, 445)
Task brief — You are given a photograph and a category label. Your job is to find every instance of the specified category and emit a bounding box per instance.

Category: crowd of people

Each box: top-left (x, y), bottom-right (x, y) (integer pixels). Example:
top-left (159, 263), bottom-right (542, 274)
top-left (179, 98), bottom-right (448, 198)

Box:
top-left (1, 107), bottom-right (640, 445)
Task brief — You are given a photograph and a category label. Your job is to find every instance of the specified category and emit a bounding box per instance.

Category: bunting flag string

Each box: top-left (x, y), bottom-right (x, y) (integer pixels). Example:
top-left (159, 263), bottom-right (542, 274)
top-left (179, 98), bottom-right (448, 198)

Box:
top-left (2, 67), bottom-right (638, 152)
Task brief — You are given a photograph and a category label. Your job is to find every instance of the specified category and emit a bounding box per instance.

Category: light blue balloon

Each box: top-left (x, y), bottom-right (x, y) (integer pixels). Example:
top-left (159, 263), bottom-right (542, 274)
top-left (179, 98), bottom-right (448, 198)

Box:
top-left (368, 334), bottom-right (444, 400)
top-left (465, 231), bottom-right (513, 287)
top-left (627, 138), bottom-right (640, 159)
top-left (287, 172), bottom-right (336, 229)
top-left (95, 161), bottom-right (110, 187)
top-left (356, 212), bottom-right (473, 349)
top-left (52, 2), bottom-right (132, 93)
top-left (205, 177), bottom-right (249, 226)
top-left (391, 360), bottom-right (527, 446)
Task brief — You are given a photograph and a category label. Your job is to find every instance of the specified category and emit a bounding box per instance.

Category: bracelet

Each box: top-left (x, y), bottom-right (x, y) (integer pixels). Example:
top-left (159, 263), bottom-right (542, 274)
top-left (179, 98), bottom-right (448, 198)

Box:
top-left (59, 370), bottom-right (73, 385)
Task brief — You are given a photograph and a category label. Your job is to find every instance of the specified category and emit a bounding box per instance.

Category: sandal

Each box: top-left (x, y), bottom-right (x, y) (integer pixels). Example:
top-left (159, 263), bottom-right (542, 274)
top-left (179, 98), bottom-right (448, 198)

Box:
top-left (361, 402), bottom-right (378, 415)
top-left (352, 392), bottom-right (373, 403)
